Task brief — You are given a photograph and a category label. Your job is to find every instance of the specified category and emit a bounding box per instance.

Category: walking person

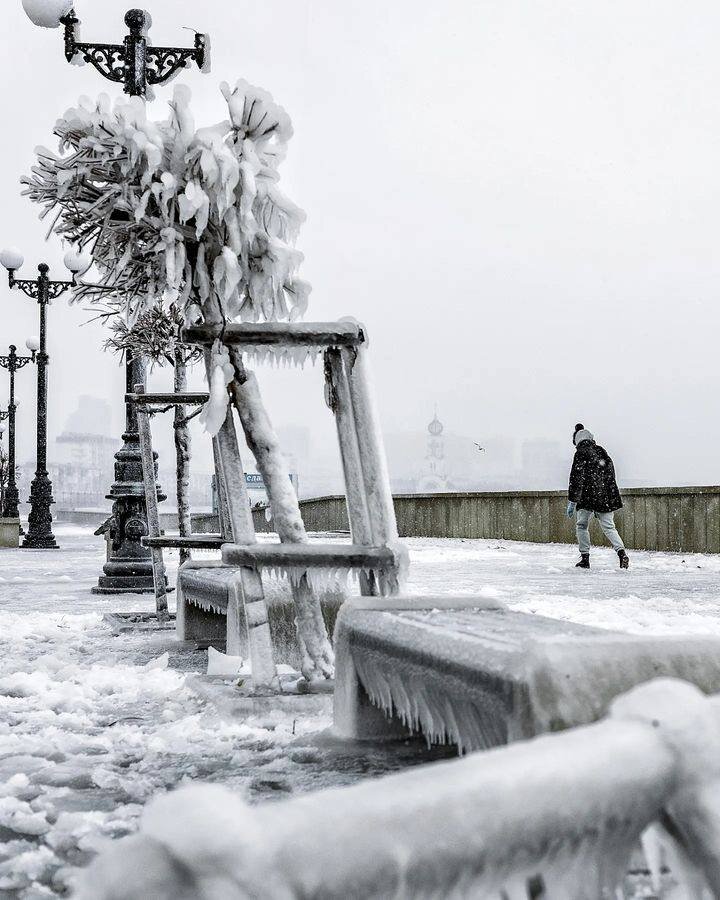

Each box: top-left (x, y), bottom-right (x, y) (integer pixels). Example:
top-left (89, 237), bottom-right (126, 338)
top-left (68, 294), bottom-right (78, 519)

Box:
top-left (566, 423), bottom-right (630, 569)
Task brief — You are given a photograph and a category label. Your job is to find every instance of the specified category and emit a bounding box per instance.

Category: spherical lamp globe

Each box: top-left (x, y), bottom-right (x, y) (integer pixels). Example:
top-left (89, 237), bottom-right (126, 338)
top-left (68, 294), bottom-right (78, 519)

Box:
top-left (64, 247), bottom-right (92, 276)
top-left (0, 249), bottom-right (24, 272)
top-left (22, 0), bottom-right (74, 28)
top-left (25, 337), bottom-right (41, 355)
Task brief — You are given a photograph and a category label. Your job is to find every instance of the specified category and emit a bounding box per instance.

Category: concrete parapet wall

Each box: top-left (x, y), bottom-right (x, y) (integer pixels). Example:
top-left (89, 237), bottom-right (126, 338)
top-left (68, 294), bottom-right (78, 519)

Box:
top-left (252, 487), bottom-right (720, 554)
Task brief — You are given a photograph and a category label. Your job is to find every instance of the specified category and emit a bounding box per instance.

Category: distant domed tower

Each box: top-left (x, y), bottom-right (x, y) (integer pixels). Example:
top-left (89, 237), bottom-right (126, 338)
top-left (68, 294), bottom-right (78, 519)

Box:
top-left (416, 408), bottom-right (450, 493)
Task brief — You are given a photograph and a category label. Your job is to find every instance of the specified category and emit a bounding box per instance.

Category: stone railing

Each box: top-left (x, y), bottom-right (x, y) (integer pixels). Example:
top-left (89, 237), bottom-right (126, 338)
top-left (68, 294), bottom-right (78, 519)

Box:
top-left (251, 487), bottom-right (720, 554)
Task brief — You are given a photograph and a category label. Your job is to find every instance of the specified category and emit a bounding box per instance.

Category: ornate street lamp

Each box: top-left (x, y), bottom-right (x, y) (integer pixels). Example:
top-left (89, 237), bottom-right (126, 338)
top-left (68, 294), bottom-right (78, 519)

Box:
top-left (0, 248), bottom-right (89, 548)
top-left (0, 344), bottom-right (35, 520)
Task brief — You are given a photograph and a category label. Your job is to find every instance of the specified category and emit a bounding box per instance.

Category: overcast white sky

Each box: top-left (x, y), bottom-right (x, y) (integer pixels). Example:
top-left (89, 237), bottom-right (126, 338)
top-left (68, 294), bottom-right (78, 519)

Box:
top-left (1, 0), bottom-right (719, 487)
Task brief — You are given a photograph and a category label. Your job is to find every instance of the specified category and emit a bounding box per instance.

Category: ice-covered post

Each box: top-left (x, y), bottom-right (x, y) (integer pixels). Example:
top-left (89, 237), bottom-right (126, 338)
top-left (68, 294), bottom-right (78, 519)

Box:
top-left (324, 348), bottom-right (376, 595)
top-left (340, 335), bottom-right (406, 595)
top-left (134, 384), bottom-right (169, 620)
top-left (173, 348), bottom-right (192, 564)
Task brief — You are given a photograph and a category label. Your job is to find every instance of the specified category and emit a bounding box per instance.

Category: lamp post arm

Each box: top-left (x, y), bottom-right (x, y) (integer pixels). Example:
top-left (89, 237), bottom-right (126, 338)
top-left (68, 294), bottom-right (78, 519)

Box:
top-left (146, 39), bottom-right (207, 85)
top-left (6, 269), bottom-right (75, 303)
top-left (0, 356), bottom-right (33, 372)
top-left (59, 8), bottom-right (207, 97)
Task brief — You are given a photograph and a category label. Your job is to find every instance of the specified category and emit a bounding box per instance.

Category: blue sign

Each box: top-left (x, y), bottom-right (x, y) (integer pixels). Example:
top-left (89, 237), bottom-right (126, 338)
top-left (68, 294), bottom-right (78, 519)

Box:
top-left (244, 473), bottom-right (298, 491)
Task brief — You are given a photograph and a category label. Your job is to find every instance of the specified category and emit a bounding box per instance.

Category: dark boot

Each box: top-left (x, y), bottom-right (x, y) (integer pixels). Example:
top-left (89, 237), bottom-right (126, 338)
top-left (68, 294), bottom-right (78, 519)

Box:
top-left (618, 549), bottom-right (629, 569)
top-left (576, 553), bottom-right (590, 569)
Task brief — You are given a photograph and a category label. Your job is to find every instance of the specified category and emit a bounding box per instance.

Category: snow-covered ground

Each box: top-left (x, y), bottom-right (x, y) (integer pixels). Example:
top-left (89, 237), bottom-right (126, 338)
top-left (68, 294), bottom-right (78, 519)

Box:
top-left (1, 525), bottom-right (720, 896)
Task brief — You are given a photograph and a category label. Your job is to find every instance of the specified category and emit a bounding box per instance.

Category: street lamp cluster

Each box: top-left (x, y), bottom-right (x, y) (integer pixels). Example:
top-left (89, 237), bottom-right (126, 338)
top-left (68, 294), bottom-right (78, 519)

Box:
top-left (0, 250), bottom-right (90, 547)
top-left (2, 4), bottom-right (209, 571)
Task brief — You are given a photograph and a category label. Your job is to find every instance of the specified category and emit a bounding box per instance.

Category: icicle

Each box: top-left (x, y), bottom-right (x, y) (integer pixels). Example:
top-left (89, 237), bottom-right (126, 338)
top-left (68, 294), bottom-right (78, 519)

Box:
top-left (240, 345), bottom-right (323, 370)
top-left (641, 825), bottom-right (664, 893)
top-left (257, 562), bottom-right (352, 596)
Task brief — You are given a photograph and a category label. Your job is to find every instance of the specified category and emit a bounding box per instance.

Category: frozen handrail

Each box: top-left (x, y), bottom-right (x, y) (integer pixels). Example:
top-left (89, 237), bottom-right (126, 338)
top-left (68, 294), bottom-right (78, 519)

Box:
top-left (181, 321), bottom-right (366, 348)
top-left (74, 679), bottom-right (720, 899)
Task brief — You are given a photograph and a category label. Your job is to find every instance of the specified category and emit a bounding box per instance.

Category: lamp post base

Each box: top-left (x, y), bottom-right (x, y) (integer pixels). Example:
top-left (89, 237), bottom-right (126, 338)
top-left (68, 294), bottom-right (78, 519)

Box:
top-left (22, 475), bottom-right (58, 550)
top-left (94, 355), bottom-right (166, 595)
top-left (2, 484), bottom-right (20, 521)
top-left (92, 450), bottom-right (165, 596)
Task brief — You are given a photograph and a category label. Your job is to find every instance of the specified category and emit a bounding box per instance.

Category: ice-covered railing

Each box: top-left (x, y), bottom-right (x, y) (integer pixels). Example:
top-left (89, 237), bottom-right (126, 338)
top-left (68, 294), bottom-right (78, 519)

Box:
top-left (75, 678), bottom-right (720, 899)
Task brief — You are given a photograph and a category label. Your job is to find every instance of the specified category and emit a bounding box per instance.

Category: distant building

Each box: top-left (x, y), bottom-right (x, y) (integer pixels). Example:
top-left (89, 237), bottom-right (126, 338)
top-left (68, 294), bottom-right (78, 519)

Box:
top-left (416, 411), bottom-right (451, 493)
top-left (50, 397), bottom-right (117, 511)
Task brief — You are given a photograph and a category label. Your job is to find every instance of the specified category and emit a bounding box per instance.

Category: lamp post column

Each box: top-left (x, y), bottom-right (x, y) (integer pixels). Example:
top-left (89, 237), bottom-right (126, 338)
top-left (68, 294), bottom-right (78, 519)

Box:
top-left (3, 347), bottom-right (21, 519)
top-left (23, 266), bottom-right (57, 549)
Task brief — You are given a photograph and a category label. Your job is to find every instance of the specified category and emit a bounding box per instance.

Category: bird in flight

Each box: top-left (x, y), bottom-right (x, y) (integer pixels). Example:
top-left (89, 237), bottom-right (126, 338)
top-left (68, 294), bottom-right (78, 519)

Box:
top-left (474, 442), bottom-right (485, 452)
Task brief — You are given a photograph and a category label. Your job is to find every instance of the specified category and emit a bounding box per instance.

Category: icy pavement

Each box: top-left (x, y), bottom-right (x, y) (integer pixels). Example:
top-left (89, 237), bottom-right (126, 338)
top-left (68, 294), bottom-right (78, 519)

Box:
top-left (1, 526), bottom-right (719, 896)
top-left (406, 537), bottom-right (720, 636)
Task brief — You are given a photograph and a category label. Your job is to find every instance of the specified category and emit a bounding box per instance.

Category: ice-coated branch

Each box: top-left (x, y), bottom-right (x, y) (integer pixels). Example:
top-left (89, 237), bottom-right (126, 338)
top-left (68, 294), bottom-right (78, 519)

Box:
top-left (22, 83), bottom-right (310, 325)
top-left (173, 349), bottom-right (191, 564)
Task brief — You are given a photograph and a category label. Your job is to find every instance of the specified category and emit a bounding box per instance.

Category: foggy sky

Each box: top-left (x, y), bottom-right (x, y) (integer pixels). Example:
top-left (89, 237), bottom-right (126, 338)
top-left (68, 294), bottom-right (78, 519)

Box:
top-left (1, 0), bottom-right (719, 489)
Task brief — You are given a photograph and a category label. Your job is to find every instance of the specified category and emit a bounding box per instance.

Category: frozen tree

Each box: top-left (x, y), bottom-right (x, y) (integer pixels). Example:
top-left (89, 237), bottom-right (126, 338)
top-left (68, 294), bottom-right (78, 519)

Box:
top-left (102, 304), bottom-right (202, 564)
top-left (23, 83), bottom-right (332, 679)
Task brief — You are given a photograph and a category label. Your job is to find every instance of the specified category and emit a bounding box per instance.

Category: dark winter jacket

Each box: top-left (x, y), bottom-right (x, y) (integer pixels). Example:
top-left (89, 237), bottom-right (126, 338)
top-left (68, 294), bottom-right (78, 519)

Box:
top-left (568, 440), bottom-right (623, 513)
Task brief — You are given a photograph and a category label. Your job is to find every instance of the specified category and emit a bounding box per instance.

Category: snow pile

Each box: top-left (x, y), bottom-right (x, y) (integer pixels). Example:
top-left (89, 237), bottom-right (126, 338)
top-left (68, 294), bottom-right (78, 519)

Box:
top-left (0, 587), bottom-right (331, 895)
top-left (207, 647), bottom-right (245, 677)
top-left (73, 678), bottom-right (720, 899)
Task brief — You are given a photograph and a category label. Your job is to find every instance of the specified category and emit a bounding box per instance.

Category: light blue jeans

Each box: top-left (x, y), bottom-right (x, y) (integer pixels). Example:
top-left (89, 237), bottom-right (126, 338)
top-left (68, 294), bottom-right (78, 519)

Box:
top-left (576, 509), bottom-right (625, 553)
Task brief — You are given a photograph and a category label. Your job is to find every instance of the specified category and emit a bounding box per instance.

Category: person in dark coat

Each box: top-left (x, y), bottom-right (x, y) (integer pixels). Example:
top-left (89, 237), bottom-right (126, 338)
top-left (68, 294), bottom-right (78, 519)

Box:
top-left (567, 423), bottom-right (629, 569)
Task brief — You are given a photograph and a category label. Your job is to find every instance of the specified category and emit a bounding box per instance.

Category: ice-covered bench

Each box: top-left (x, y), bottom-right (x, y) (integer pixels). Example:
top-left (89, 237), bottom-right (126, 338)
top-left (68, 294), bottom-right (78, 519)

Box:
top-left (75, 678), bottom-right (720, 899)
top-left (333, 595), bottom-right (720, 752)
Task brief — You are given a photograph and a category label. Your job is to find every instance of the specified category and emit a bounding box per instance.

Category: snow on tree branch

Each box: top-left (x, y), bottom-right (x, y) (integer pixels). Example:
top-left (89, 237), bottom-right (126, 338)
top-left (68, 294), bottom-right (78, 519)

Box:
top-left (102, 303), bottom-right (203, 367)
top-left (22, 83), bottom-right (311, 327)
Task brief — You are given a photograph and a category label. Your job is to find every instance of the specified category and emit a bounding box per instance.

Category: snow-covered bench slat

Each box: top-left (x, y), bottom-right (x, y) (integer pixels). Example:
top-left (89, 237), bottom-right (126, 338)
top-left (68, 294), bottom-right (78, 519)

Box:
top-left (334, 595), bottom-right (720, 753)
top-left (181, 321), bottom-right (365, 348)
top-left (125, 391), bottom-right (210, 406)
top-left (75, 679), bottom-right (720, 899)
top-left (143, 535), bottom-right (225, 550)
